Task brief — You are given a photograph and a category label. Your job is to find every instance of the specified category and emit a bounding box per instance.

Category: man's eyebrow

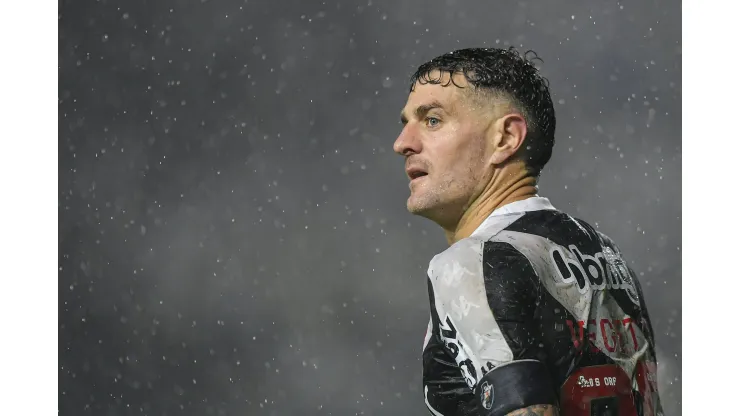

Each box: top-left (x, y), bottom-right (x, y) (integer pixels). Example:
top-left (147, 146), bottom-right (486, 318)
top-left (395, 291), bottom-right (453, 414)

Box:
top-left (400, 100), bottom-right (446, 125)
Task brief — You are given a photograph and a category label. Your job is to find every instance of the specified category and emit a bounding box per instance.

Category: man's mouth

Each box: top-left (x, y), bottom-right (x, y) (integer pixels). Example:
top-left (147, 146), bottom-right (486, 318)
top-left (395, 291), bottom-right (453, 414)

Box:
top-left (407, 168), bottom-right (428, 181)
top-left (410, 171), bottom-right (428, 180)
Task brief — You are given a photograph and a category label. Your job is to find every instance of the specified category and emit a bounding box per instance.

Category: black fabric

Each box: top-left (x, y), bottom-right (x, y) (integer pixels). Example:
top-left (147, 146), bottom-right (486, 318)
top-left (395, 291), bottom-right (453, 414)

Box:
top-left (421, 207), bottom-right (663, 416)
top-left (481, 242), bottom-right (544, 361)
top-left (472, 360), bottom-right (557, 416)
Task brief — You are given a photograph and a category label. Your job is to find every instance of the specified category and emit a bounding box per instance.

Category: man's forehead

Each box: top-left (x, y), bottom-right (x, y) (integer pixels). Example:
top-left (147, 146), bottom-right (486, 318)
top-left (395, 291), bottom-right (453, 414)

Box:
top-left (401, 74), bottom-right (471, 118)
top-left (402, 74), bottom-right (470, 115)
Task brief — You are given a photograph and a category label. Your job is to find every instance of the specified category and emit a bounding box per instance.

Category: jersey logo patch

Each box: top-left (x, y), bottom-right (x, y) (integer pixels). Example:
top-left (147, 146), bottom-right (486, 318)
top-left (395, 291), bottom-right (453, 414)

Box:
top-left (439, 261), bottom-right (476, 287)
top-left (480, 381), bottom-right (494, 410)
top-left (450, 295), bottom-right (481, 320)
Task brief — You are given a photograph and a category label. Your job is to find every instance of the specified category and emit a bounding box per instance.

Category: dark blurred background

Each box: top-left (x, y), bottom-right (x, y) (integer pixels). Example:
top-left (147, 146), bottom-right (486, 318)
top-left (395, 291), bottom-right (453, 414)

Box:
top-left (58, 0), bottom-right (681, 414)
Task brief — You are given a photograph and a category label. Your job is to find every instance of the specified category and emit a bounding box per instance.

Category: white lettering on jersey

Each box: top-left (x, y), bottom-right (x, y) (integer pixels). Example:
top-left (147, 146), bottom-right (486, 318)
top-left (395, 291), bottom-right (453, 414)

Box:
top-left (438, 314), bottom-right (478, 389)
top-left (550, 244), bottom-right (640, 305)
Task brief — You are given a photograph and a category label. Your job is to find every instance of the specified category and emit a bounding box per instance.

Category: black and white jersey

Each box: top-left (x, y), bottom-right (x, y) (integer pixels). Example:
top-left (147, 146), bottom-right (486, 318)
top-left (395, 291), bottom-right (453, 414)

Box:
top-left (421, 197), bottom-right (662, 416)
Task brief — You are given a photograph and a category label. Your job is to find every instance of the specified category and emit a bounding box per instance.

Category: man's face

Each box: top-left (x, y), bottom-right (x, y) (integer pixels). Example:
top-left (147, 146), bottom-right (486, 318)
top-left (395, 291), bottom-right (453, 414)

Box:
top-left (394, 71), bottom-right (494, 226)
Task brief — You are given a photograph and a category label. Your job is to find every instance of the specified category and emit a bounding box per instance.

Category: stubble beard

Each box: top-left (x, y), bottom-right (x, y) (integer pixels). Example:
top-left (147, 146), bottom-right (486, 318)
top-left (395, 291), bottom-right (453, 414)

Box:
top-left (406, 174), bottom-right (470, 228)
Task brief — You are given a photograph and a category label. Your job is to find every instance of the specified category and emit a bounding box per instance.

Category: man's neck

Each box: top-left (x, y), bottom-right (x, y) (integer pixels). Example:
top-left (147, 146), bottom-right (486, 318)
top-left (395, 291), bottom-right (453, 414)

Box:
top-left (444, 162), bottom-right (538, 245)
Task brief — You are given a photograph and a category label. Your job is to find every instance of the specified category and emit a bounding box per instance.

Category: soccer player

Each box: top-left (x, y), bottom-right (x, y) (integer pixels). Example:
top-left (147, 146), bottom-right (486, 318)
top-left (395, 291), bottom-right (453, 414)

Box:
top-left (395, 48), bottom-right (663, 416)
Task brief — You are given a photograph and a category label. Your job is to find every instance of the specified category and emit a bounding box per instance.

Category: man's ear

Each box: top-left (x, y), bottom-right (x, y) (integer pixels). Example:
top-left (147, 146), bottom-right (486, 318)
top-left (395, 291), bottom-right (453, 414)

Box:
top-left (489, 113), bottom-right (528, 165)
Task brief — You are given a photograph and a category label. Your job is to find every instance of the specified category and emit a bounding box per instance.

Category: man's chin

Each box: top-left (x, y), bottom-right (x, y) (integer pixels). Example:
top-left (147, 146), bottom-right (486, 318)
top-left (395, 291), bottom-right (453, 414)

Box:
top-left (407, 195), bottom-right (461, 229)
top-left (406, 197), bottom-right (434, 217)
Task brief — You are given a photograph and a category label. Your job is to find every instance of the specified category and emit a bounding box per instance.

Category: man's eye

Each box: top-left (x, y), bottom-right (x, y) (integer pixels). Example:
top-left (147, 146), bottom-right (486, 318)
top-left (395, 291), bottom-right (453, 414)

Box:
top-left (426, 117), bottom-right (440, 127)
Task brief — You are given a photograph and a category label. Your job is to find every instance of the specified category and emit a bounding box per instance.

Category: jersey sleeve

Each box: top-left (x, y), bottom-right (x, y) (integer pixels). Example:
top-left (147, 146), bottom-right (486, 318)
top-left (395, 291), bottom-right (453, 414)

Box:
top-left (428, 238), bottom-right (558, 415)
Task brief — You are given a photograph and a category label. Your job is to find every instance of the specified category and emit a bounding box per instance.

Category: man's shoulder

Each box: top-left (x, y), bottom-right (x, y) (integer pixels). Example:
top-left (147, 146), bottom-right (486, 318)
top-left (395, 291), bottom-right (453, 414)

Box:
top-left (427, 237), bottom-right (486, 287)
top-left (429, 236), bottom-right (483, 270)
top-left (594, 229), bottom-right (623, 253)
top-left (427, 236), bottom-right (531, 283)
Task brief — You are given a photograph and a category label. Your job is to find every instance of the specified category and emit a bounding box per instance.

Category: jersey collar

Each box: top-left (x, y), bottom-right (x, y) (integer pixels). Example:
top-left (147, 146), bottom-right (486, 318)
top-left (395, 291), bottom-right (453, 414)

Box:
top-left (471, 196), bottom-right (556, 237)
top-left (490, 196), bottom-right (555, 217)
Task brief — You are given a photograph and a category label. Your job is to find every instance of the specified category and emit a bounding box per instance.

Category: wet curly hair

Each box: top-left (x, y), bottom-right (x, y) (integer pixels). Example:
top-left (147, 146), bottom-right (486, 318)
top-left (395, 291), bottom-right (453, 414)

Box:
top-left (409, 47), bottom-right (556, 175)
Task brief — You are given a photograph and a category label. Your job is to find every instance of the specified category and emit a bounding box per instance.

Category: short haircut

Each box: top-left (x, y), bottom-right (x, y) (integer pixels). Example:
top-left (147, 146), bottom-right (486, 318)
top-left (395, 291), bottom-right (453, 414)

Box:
top-left (409, 47), bottom-right (556, 175)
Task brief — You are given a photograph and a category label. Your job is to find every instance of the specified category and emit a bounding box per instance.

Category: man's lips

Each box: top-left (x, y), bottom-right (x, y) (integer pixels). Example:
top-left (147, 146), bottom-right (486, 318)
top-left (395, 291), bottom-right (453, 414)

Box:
top-left (406, 167), bottom-right (428, 180)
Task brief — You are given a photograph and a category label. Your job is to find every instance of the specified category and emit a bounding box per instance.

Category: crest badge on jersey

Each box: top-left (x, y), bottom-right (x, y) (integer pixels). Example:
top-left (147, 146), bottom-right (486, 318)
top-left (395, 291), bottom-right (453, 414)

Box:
top-left (480, 381), bottom-right (494, 410)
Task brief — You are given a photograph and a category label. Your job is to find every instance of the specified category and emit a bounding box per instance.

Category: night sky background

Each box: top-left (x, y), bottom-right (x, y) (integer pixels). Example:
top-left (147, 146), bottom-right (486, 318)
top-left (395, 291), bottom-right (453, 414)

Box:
top-left (58, 0), bottom-right (681, 414)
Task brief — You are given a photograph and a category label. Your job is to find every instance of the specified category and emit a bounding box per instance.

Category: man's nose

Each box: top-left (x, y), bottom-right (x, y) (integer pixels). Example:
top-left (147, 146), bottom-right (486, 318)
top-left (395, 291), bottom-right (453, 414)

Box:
top-left (393, 125), bottom-right (421, 156)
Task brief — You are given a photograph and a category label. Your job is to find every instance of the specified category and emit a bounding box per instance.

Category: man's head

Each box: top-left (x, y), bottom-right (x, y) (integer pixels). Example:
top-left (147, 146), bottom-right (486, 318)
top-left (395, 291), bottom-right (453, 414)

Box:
top-left (394, 47), bottom-right (555, 228)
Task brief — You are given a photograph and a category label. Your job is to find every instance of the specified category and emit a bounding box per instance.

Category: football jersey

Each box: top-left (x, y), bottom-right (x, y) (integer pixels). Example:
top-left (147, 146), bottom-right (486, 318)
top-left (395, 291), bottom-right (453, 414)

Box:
top-left (422, 197), bottom-right (662, 416)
